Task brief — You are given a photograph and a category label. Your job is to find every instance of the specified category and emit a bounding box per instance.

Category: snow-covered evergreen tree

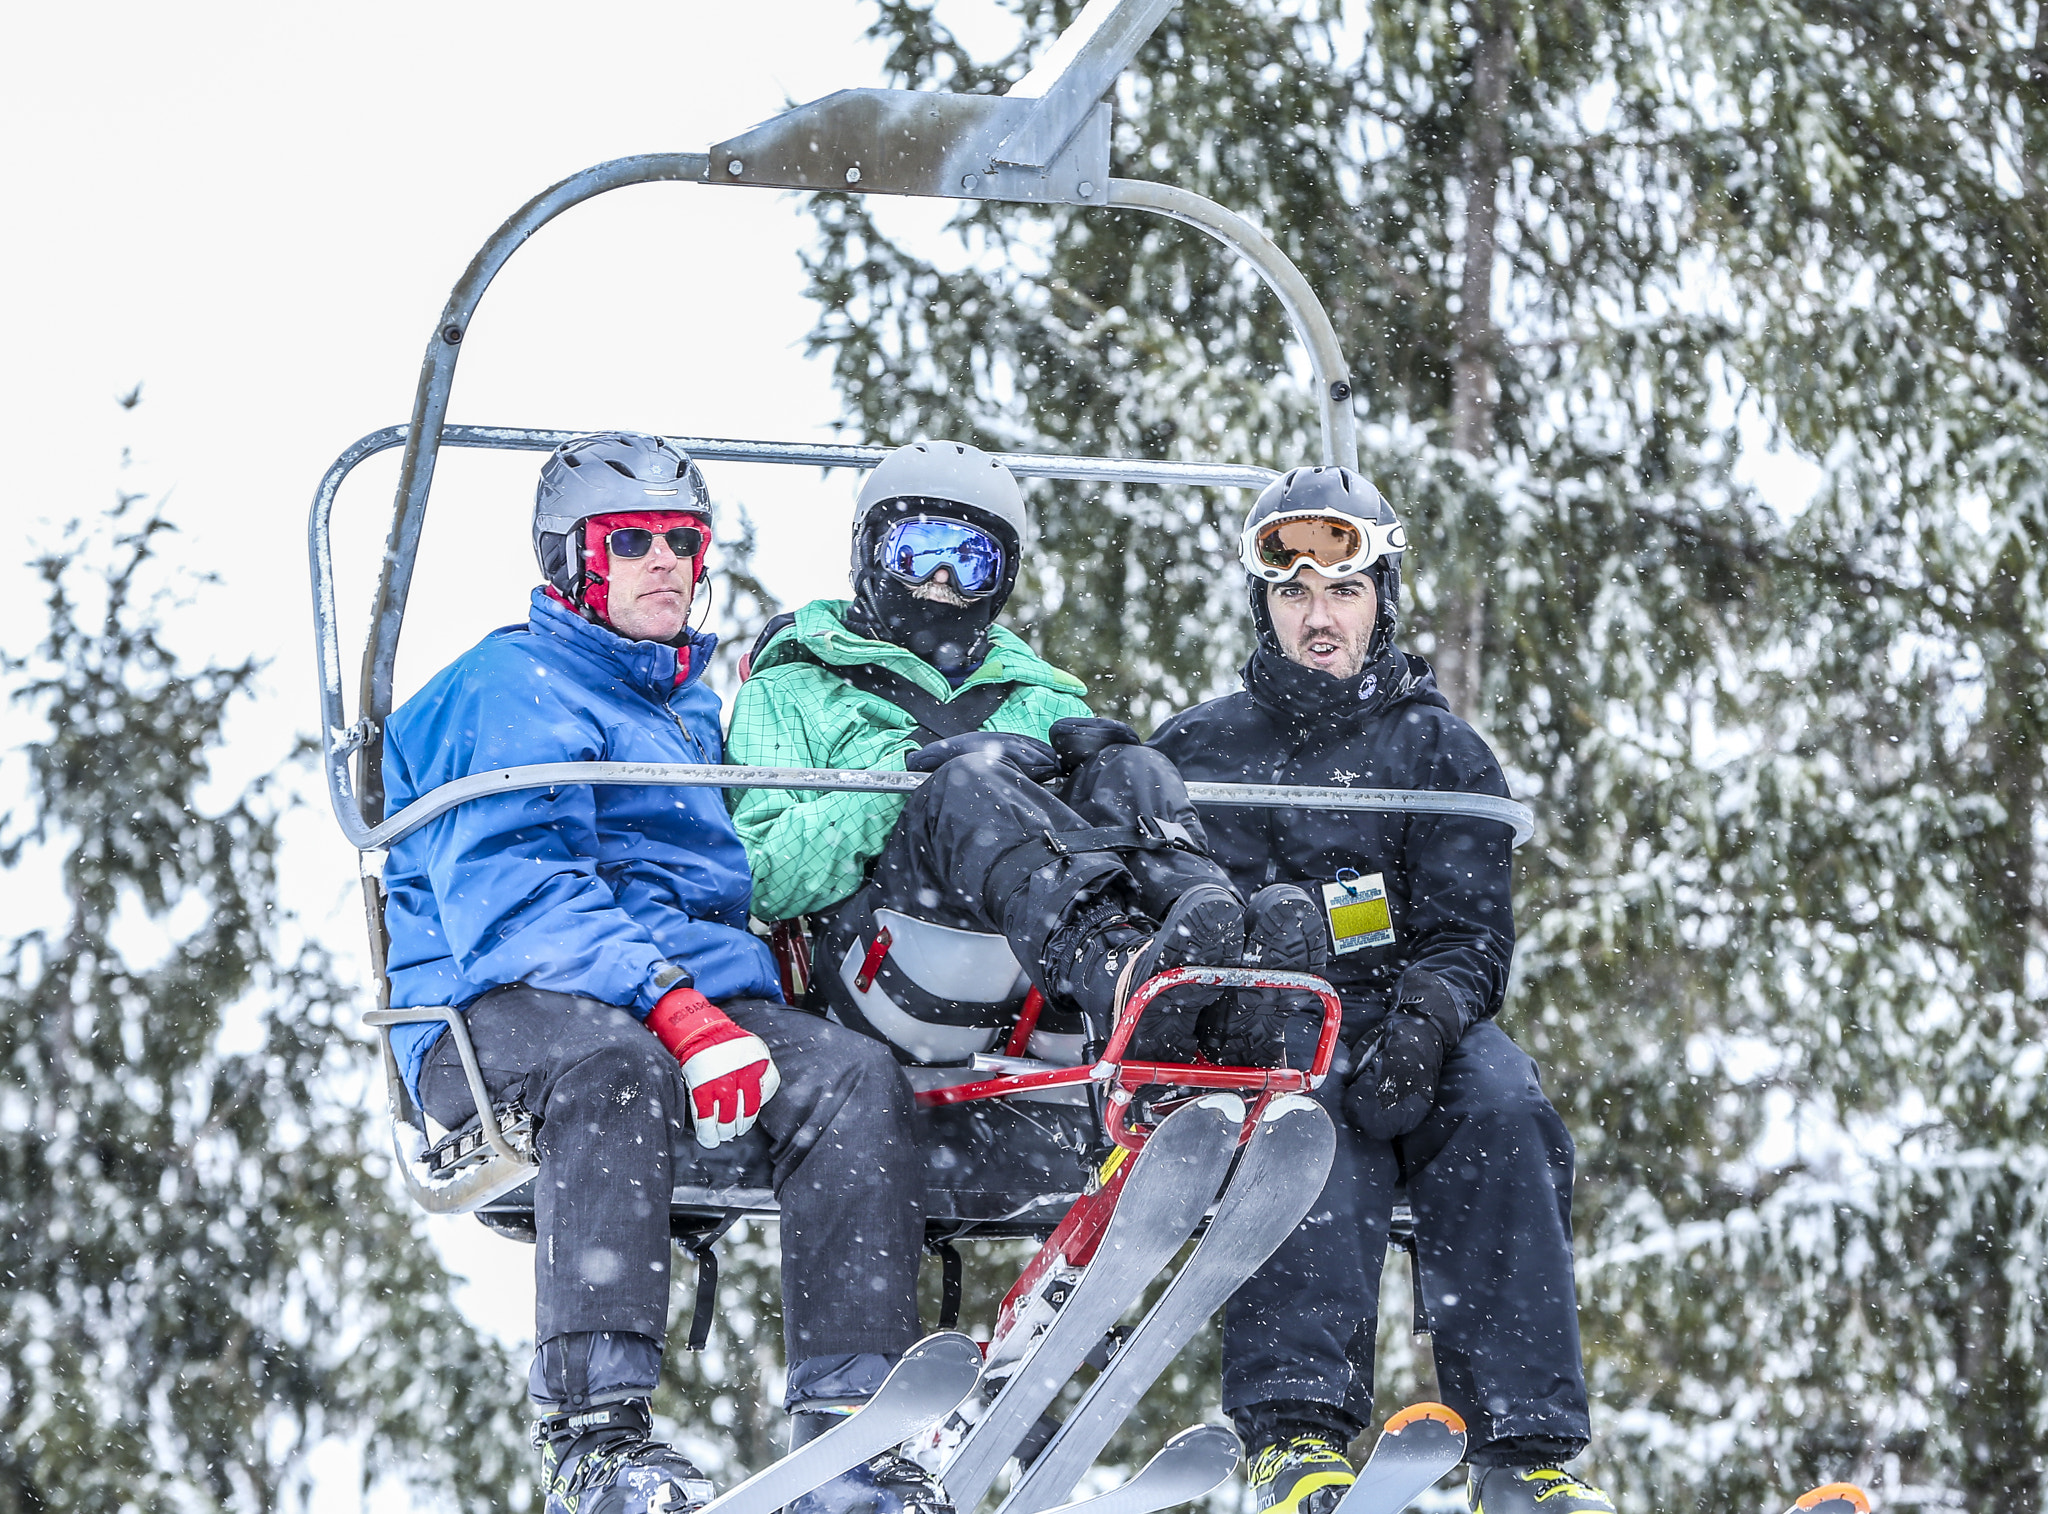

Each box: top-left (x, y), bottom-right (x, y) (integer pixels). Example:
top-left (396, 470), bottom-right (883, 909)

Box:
top-left (0, 425), bottom-right (529, 1510)
top-left (801, 2), bottom-right (2048, 1505)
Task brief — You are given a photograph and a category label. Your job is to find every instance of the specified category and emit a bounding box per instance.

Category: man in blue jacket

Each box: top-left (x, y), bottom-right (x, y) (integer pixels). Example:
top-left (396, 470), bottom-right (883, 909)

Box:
top-left (381, 434), bottom-right (932, 1514)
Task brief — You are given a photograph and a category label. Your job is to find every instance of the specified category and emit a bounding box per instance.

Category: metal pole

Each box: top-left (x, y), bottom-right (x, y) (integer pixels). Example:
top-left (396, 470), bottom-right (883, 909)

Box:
top-left (341, 761), bottom-right (1536, 853)
top-left (1106, 178), bottom-right (1358, 470)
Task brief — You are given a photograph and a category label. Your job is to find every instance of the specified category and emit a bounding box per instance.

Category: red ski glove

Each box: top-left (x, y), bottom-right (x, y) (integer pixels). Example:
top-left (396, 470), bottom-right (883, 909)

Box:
top-left (647, 986), bottom-right (781, 1149)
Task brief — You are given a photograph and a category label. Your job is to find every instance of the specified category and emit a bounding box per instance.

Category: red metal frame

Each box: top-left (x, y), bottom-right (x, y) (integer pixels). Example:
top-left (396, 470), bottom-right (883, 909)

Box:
top-left (1002, 986), bottom-right (1047, 1057)
top-left (988, 1143), bottom-right (1136, 1347)
top-left (915, 966), bottom-right (1341, 1153)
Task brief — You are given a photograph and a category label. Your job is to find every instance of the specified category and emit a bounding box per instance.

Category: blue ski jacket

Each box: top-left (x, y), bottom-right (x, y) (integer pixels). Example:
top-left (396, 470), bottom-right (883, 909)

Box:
top-left (381, 588), bottom-right (781, 1100)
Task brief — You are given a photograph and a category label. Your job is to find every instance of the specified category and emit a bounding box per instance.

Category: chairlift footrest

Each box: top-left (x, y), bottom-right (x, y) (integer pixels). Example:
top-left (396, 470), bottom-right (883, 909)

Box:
top-left (424, 1103), bottom-right (538, 1177)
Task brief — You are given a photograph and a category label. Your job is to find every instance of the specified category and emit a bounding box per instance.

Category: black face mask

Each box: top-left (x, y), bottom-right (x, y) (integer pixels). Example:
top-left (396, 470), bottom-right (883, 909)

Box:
top-left (845, 573), bottom-right (996, 674)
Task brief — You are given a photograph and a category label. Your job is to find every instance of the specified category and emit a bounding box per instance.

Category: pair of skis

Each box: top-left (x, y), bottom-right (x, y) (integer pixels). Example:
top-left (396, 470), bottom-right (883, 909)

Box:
top-left (697, 1333), bottom-right (982, 1514)
top-left (946, 1091), bottom-right (1338, 1514)
top-left (693, 1085), bottom-right (1337, 1514)
top-left (683, 1318), bottom-right (1868, 1514)
top-left (1319, 1410), bottom-right (1871, 1514)
top-left (993, 1402), bottom-right (1870, 1514)
top-left (689, 1334), bottom-right (1239, 1514)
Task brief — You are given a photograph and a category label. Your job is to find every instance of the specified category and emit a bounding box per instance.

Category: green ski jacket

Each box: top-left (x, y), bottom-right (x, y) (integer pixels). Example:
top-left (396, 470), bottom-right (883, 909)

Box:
top-left (727, 599), bottom-right (1094, 923)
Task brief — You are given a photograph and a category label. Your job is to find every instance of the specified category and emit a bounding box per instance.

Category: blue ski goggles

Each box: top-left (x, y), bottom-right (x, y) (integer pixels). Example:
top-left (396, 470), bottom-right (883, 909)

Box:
top-left (876, 516), bottom-right (1006, 596)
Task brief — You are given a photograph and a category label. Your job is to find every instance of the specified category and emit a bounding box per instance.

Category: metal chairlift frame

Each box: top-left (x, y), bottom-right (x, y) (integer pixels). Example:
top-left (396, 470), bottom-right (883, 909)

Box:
top-left (309, 0), bottom-right (1535, 1217)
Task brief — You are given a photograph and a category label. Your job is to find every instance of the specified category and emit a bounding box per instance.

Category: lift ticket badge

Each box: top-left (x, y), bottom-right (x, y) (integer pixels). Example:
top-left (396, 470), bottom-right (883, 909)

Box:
top-left (1321, 871), bottom-right (1394, 956)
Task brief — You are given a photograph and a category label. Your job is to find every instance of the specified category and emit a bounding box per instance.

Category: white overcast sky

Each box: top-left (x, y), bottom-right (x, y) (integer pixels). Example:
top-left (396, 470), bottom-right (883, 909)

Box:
top-left (0, 0), bottom-right (1036, 927)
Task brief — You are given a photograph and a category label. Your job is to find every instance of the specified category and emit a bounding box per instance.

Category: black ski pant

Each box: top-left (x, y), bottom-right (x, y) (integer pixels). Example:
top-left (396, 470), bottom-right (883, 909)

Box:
top-left (417, 987), bottom-right (925, 1409)
top-left (1223, 1019), bottom-right (1590, 1467)
top-left (824, 742), bottom-right (1230, 1006)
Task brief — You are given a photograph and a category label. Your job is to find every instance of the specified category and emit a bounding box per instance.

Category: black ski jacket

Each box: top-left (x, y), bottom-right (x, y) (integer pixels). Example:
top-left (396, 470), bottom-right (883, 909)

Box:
top-left (1151, 644), bottom-right (1515, 1043)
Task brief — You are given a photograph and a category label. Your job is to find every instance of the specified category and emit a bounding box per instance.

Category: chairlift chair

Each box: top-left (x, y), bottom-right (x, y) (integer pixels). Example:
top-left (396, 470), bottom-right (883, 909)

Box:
top-left (307, 0), bottom-right (1535, 1482)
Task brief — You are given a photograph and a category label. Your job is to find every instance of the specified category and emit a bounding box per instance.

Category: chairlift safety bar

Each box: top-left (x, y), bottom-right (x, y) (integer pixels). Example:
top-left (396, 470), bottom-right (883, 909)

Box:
top-left (337, 758), bottom-right (1535, 854)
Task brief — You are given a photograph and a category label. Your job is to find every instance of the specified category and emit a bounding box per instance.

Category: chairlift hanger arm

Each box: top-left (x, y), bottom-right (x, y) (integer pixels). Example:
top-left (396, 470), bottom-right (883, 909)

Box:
top-left (355, 151), bottom-right (710, 823)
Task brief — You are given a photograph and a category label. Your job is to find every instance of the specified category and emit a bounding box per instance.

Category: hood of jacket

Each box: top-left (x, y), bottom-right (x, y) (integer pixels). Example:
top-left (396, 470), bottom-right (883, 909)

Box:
top-left (750, 598), bottom-right (1088, 702)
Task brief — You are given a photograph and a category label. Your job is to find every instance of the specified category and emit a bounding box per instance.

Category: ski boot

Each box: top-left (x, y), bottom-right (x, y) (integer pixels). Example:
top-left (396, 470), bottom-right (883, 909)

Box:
top-left (535, 1399), bottom-right (713, 1514)
top-left (1242, 884), bottom-right (1328, 975)
top-left (1209, 883), bottom-right (1329, 1064)
top-left (1247, 1431), bottom-right (1357, 1514)
top-left (1046, 884), bottom-right (1245, 1058)
top-left (786, 1449), bottom-right (953, 1514)
top-left (1469, 1464), bottom-right (1617, 1514)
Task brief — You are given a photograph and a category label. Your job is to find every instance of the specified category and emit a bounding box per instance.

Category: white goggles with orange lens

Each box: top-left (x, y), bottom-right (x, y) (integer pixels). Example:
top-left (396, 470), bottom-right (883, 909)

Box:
top-left (1239, 508), bottom-right (1407, 583)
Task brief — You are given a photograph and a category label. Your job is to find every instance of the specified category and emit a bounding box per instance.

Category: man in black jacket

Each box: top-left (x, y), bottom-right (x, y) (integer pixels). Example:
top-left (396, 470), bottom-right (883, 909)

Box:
top-left (1152, 467), bottom-right (1613, 1514)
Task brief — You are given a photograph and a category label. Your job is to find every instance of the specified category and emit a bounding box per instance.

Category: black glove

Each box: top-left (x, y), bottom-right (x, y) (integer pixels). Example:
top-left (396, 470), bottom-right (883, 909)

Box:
top-left (1343, 968), bottom-right (1463, 1141)
top-left (1047, 716), bottom-right (1144, 774)
top-left (905, 730), bottom-right (1060, 784)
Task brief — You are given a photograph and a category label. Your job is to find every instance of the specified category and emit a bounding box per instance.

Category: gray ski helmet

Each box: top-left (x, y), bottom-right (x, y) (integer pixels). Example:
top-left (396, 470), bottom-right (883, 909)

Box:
top-left (850, 440), bottom-right (1027, 602)
top-left (533, 432), bottom-right (712, 603)
top-left (1242, 466), bottom-right (1403, 657)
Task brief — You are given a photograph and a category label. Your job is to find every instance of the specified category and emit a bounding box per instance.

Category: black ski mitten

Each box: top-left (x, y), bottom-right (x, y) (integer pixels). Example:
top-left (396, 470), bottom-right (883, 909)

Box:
top-left (906, 730), bottom-right (1060, 783)
top-left (1344, 968), bottom-right (1464, 1141)
top-left (1047, 715), bottom-right (1143, 773)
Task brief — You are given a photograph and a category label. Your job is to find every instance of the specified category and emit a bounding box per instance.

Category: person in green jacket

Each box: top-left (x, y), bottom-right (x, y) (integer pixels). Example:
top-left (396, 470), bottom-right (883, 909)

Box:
top-left (727, 439), bottom-right (1322, 1066)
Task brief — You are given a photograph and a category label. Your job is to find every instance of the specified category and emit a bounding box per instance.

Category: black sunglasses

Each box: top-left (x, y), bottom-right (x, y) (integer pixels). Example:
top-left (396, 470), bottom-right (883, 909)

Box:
top-left (605, 525), bottom-right (705, 560)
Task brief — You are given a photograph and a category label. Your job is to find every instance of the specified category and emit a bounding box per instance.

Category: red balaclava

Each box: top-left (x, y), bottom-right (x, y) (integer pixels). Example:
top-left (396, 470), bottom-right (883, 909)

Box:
top-left (572, 509), bottom-right (710, 628)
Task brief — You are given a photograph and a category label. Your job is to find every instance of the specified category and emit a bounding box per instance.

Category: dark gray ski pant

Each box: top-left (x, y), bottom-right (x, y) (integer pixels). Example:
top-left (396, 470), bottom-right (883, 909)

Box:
top-left (1224, 1019), bottom-right (1590, 1467)
top-left (417, 987), bottom-right (925, 1408)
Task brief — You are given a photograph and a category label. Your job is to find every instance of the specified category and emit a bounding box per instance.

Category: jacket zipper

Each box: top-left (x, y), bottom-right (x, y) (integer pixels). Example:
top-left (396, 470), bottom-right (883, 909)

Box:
top-left (668, 706), bottom-right (708, 760)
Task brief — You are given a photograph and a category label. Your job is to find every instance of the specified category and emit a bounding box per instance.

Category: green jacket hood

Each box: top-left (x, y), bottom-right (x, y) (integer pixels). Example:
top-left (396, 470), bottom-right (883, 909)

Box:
top-left (752, 599), bottom-right (1088, 699)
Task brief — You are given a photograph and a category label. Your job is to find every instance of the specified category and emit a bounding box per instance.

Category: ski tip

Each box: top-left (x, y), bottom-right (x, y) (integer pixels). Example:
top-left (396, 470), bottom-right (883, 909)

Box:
top-left (1161, 1423), bottom-right (1243, 1460)
top-left (1382, 1402), bottom-right (1468, 1438)
top-left (1790, 1484), bottom-right (1870, 1514)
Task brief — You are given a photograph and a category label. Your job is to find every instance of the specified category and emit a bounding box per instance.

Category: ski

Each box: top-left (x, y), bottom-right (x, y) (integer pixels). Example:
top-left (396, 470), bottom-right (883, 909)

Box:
top-left (1332, 1403), bottom-right (1467, 1514)
top-left (996, 1095), bottom-right (1338, 1514)
top-left (1782, 1485), bottom-right (1870, 1514)
top-left (941, 1095), bottom-right (1247, 1513)
top-left (698, 1332), bottom-right (983, 1514)
top-left (1034, 1425), bottom-right (1241, 1514)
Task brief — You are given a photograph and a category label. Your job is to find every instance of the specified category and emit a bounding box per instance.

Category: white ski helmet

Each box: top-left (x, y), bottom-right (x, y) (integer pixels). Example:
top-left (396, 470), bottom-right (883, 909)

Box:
top-left (533, 432), bottom-right (711, 605)
top-left (1241, 466), bottom-right (1404, 657)
top-left (845, 440), bottom-right (1029, 672)
top-left (850, 440), bottom-right (1028, 597)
